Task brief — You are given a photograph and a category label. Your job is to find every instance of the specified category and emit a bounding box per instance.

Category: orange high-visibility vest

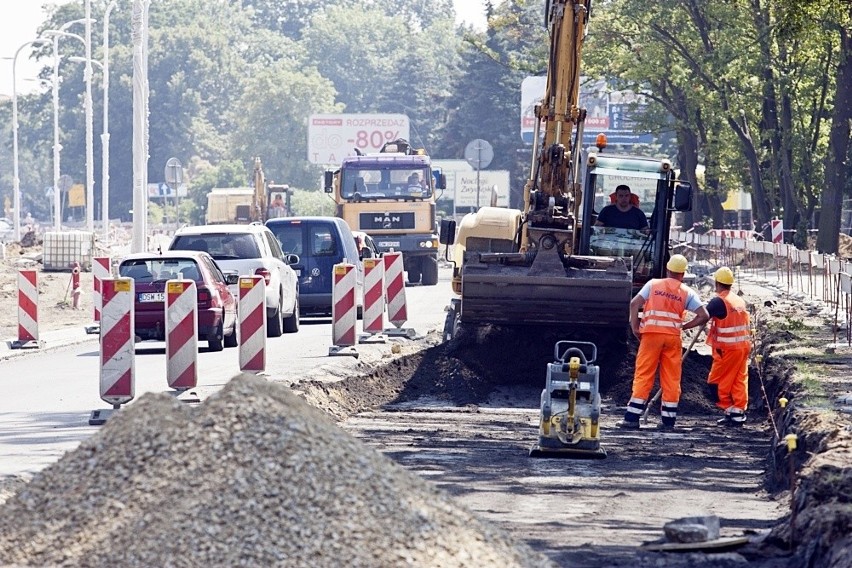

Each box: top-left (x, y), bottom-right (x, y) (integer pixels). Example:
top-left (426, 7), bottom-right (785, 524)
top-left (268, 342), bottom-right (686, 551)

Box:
top-left (640, 278), bottom-right (688, 335)
top-left (707, 290), bottom-right (751, 350)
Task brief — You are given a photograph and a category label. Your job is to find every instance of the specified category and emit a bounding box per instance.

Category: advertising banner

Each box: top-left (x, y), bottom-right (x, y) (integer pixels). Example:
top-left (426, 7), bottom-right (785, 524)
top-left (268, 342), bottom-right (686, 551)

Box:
top-left (308, 114), bottom-right (410, 165)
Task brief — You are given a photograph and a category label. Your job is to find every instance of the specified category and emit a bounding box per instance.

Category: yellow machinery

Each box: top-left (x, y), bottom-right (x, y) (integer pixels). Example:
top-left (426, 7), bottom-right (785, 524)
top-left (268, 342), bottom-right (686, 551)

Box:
top-left (438, 0), bottom-right (693, 457)
top-left (530, 341), bottom-right (605, 459)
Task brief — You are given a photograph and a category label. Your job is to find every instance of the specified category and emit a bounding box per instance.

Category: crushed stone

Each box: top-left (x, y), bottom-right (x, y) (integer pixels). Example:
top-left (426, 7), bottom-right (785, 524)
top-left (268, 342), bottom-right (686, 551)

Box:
top-left (0, 374), bottom-right (554, 568)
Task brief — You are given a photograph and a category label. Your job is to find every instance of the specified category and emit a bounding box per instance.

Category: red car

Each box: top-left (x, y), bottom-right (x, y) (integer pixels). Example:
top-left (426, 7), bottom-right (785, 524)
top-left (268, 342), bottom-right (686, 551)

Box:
top-left (118, 251), bottom-right (238, 351)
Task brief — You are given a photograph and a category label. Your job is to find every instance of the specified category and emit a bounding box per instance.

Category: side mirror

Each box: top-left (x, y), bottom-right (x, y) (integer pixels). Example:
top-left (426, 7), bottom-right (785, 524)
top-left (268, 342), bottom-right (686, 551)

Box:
top-left (323, 171), bottom-right (334, 194)
top-left (674, 182), bottom-right (692, 212)
top-left (360, 246), bottom-right (373, 259)
top-left (439, 218), bottom-right (456, 246)
top-left (224, 272), bottom-right (240, 286)
top-left (437, 173), bottom-right (447, 190)
top-left (286, 253), bottom-right (300, 266)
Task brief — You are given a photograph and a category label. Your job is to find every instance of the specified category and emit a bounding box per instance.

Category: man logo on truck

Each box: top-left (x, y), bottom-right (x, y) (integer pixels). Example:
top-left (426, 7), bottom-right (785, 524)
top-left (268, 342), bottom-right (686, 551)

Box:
top-left (375, 215), bottom-right (401, 228)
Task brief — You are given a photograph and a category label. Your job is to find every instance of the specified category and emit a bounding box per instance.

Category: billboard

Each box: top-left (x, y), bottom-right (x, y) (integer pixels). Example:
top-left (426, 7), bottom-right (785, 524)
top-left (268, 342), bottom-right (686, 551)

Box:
top-left (521, 76), bottom-right (655, 146)
top-left (308, 113), bottom-right (410, 165)
top-left (433, 160), bottom-right (510, 208)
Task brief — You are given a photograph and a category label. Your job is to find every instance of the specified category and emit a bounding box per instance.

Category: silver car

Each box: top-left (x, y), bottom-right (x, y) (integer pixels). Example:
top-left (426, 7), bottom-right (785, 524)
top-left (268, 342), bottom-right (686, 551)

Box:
top-left (169, 223), bottom-right (300, 336)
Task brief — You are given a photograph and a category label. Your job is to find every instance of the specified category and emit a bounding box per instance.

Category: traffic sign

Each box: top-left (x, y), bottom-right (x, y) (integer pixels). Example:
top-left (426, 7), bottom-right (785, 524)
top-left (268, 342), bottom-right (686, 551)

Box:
top-left (165, 157), bottom-right (183, 186)
top-left (464, 139), bottom-right (493, 170)
top-left (58, 174), bottom-right (73, 194)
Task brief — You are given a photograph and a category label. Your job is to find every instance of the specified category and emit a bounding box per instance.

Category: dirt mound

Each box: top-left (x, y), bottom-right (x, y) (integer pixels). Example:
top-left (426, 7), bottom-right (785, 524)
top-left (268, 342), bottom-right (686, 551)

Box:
top-left (0, 374), bottom-right (553, 568)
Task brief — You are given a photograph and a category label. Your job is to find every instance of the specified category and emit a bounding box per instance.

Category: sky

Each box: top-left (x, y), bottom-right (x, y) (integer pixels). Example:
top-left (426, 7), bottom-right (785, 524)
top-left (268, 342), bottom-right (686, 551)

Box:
top-left (0, 0), bottom-right (489, 99)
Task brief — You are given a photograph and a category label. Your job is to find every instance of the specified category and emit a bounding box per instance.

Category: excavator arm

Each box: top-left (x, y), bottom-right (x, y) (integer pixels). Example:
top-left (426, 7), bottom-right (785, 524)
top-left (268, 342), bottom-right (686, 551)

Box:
top-left (521, 0), bottom-right (590, 253)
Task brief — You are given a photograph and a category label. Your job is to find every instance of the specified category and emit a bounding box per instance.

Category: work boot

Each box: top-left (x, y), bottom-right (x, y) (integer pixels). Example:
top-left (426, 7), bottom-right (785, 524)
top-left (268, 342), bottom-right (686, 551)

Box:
top-left (617, 419), bottom-right (640, 430)
top-left (657, 423), bottom-right (675, 431)
top-left (716, 415), bottom-right (733, 426)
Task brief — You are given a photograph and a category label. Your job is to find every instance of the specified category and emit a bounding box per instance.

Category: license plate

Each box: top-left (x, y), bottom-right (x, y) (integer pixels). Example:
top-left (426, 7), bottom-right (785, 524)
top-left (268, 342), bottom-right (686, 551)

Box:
top-left (379, 241), bottom-right (400, 248)
top-left (138, 292), bottom-right (165, 303)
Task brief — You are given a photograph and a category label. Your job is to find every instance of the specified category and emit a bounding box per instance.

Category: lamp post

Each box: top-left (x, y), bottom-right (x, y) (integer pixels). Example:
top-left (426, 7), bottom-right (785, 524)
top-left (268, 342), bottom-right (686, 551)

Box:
top-left (102, 1), bottom-right (118, 242)
top-left (44, 19), bottom-right (92, 231)
top-left (84, 0), bottom-right (94, 234)
top-left (11, 38), bottom-right (50, 241)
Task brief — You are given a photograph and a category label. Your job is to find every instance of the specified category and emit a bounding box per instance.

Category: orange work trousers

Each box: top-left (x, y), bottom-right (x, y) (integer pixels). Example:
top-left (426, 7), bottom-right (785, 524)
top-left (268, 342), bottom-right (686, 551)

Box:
top-left (632, 332), bottom-right (682, 405)
top-left (707, 347), bottom-right (749, 411)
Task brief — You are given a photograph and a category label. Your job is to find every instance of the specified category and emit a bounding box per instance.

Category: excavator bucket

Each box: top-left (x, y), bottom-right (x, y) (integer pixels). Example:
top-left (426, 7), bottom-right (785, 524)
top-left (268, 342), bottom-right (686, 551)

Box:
top-left (459, 247), bottom-right (633, 329)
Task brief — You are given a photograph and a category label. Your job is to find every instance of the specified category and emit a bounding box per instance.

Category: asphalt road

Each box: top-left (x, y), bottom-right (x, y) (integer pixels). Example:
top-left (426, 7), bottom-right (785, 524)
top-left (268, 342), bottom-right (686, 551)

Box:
top-left (0, 268), bottom-right (455, 478)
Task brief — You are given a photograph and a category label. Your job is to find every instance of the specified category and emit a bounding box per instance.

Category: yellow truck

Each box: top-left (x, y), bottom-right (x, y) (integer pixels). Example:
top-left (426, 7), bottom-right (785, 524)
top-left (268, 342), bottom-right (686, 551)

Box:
top-left (324, 139), bottom-right (446, 286)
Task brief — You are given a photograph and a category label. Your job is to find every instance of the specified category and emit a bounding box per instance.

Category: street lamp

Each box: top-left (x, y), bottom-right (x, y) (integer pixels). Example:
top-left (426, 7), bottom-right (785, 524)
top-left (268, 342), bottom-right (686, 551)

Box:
top-left (43, 18), bottom-right (93, 231)
top-left (11, 38), bottom-right (50, 241)
top-left (84, 0), bottom-right (94, 234)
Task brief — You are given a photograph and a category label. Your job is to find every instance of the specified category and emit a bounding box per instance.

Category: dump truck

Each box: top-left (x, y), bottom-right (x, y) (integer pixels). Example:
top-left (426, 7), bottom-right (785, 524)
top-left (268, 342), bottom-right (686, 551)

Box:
top-left (205, 158), bottom-right (291, 224)
top-left (439, 0), bottom-right (692, 458)
top-left (324, 139), bottom-right (446, 286)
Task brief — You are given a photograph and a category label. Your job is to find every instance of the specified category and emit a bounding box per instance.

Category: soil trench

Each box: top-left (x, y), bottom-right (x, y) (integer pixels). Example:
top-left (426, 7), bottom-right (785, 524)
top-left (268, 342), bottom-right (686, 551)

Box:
top-left (296, 312), bottom-right (851, 567)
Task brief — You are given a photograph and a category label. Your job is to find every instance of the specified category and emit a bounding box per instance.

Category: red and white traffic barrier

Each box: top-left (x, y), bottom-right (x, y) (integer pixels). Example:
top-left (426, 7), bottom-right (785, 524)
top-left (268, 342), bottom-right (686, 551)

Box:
top-left (239, 275), bottom-right (267, 372)
top-left (329, 261), bottom-right (358, 357)
top-left (360, 258), bottom-right (387, 343)
top-left (88, 256), bottom-right (111, 333)
top-left (383, 252), bottom-right (416, 338)
top-left (771, 218), bottom-right (783, 244)
top-left (90, 277), bottom-right (135, 425)
top-left (12, 270), bottom-right (40, 349)
top-left (166, 279), bottom-right (198, 391)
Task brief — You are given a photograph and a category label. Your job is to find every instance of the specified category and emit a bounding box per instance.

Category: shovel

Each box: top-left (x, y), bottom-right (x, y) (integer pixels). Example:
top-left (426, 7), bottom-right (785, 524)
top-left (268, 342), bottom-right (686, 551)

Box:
top-left (641, 321), bottom-right (708, 423)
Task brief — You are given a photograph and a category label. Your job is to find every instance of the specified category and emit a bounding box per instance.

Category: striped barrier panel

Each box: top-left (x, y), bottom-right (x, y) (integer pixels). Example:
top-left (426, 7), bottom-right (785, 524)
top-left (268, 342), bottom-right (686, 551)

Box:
top-left (90, 277), bottom-right (135, 425)
top-left (239, 275), bottom-right (267, 372)
top-left (383, 252), bottom-right (416, 338)
top-left (12, 270), bottom-right (39, 349)
top-left (360, 258), bottom-right (387, 343)
top-left (166, 279), bottom-right (198, 391)
top-left (329, 262), bottom-right (358, 357)
top-left (92, 257), bottom-right (111, 323)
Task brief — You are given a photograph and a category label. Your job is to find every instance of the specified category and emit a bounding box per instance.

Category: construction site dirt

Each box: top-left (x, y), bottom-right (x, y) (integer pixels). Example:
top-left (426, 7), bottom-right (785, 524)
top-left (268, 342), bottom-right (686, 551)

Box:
top-left (295, 288), bottom-right (851, 568)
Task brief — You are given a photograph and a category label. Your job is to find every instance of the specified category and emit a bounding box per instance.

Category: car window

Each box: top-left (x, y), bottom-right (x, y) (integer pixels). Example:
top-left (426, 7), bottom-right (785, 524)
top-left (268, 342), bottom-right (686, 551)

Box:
top-left (311, 226), bottom-right (338, 256)
top-left (172, 233), bottom-right (259, 260)
top-left (202, 256), bottom-right (226, 284)
top-left (265, 231), bottom-right (284, 260)
top-left (119, 259), bottom-right (201, 282)
top-left (269, 225), bottom-right (303, 255)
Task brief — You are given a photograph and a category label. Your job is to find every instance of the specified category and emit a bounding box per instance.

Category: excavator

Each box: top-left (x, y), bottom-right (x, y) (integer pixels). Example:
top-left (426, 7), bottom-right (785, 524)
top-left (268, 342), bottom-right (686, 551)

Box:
top-left (439, 0), bottom-right (692, 458)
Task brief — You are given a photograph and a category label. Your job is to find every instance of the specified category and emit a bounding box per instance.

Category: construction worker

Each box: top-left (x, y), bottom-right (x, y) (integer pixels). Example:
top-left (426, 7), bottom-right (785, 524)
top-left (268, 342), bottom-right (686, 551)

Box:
top-left (705, 267), bottom-right (752, 426)
top-left (620, 254), bottom-right (710, 430)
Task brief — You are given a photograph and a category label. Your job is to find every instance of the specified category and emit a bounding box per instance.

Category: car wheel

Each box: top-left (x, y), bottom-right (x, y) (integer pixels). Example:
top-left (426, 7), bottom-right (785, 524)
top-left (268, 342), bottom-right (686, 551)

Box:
top-left (267, 293), bottom-right (284, 337)
top-left (224, 320), bottom-right (238, 348)
top-left (208, 323), bottom-right (224, 352)
top-left (283, 297), bottom-right (300, 333)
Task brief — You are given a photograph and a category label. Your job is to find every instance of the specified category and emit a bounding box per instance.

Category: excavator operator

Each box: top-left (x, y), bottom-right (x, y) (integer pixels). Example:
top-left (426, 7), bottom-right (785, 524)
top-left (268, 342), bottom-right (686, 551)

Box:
top-left (595, 184), bottom-right (649, 232)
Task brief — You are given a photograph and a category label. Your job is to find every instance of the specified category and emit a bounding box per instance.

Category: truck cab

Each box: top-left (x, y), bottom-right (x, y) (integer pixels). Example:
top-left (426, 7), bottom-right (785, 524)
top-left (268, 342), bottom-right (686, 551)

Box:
top-left (324, 139), bottom-right (446, 286)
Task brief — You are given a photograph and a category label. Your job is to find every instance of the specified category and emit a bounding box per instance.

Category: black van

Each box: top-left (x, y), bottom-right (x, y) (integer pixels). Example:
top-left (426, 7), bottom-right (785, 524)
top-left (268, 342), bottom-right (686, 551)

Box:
top-left (266, 217), bottom-right (364, 317)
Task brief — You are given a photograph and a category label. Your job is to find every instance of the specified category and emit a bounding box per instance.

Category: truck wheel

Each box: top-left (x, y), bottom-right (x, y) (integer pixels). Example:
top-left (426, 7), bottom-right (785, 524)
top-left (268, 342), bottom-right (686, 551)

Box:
top-left (421, 256), bottom-right (439, 286)
top-left (407, 266), bottom-right (421, 284)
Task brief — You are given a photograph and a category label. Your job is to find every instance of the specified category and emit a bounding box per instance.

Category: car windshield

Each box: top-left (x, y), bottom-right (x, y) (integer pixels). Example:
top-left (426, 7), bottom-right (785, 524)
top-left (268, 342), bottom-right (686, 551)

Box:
top-left (340, 167), bottom-right (432, 200)
top-left (119, 258), bottom-right (203, 282)
top-left (171, 233), bottom-right (259, 260)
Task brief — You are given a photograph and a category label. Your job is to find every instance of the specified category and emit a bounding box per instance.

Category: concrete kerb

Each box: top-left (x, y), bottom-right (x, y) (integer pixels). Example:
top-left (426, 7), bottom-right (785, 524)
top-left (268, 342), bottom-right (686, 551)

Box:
top-left (1, 327), bottom-right (95, 361)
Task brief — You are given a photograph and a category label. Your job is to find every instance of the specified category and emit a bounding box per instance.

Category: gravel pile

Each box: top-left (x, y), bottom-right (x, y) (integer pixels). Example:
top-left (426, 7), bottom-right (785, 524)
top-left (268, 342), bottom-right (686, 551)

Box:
top-left (0, 374), bottom-right (553, 568)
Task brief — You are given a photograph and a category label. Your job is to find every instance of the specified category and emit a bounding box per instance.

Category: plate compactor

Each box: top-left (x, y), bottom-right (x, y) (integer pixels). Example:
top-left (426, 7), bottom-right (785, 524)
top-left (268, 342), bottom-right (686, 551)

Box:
top-left (530, 341), bottom-right (606, 459)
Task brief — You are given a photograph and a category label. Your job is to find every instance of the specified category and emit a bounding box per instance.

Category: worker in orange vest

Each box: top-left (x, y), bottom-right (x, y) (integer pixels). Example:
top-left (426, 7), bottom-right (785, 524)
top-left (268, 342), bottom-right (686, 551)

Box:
top-left (705, 267), bottom-right (752, 426)
top-left (619, 254), bottom-right (710, 430)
